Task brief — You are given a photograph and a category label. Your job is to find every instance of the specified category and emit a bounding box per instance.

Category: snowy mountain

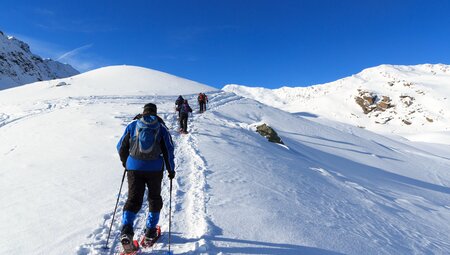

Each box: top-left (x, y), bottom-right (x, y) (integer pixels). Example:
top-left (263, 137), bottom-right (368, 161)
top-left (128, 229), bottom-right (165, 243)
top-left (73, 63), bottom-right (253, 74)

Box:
top-left (0, 31), bottom-right (79, 90)
top-left (224, 64), bottom-right (450, 144)
top-left (0, 66), bottom-right (449, 255)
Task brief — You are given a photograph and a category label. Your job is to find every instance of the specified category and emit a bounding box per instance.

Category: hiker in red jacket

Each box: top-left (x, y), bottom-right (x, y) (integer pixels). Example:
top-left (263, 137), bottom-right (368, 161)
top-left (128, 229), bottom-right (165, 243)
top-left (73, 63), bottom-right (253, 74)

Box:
top-left (197, 93), bottom-right (208, 113)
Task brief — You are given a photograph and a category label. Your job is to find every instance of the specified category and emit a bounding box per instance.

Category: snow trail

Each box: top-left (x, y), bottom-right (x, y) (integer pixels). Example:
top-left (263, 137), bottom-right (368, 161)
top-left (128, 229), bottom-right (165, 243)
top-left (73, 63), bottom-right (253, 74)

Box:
top-left (76, 93), bottom-right (220, 254)
top-left (169, 116), bottom-right (211, 253)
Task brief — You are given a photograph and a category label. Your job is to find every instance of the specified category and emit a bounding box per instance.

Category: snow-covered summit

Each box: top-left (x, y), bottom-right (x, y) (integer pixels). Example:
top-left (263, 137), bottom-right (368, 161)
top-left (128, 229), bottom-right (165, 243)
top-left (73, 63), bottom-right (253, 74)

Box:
top-left (0, 65), bottom-right (217, 104)
top-left (71, 65), bottom-right (216, 96)
top-left (224, 64), bottom-right (450, 144)
top-left (0, 31), bottom-right (79, 90)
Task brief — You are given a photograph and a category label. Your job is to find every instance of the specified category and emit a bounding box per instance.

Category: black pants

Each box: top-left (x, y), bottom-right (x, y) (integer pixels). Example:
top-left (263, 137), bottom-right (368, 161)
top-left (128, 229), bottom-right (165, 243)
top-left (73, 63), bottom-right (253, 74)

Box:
top-left (199, 102), bottom-right (205, 112)
top-left (180, 113), bottom-right (189, 132)
top-left (124, 170), bottom-right (163, 213)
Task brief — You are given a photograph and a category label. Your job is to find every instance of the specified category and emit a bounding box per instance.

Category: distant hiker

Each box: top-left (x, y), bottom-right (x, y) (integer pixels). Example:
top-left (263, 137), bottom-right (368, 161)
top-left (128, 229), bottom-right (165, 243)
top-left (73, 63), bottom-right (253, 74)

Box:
top-left (117, 103), bottom-right (175, 251)
top-left (197, 93), bottom-right (208, 113)
top-left (177, 99), bottom-right (193, 134)
top-left (175, 95), bottom-right (184, 117)
top-left (203, 93), bottom-right (209, 111)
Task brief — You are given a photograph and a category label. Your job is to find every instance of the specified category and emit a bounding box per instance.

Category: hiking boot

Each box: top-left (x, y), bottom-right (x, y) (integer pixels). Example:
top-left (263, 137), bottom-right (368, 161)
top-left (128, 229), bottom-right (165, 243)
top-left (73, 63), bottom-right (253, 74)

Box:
top-left (120, 233), bottom-right (138, 253)
top-left (120, 233), bottom-right (133, 245)
top-left (145, 227), bottom-right (158, 241)
top-left (121, 224), bottom-right (134, 237)
top-left (120, 224), bottom-right (136, 251)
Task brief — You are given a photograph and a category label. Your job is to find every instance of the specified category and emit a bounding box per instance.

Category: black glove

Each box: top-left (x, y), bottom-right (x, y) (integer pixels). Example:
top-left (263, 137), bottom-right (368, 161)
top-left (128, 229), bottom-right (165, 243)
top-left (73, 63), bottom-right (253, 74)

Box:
top-left (168, 171), bottom-right (175, 180)
top-left (122, 161), bottom-right (126, 168)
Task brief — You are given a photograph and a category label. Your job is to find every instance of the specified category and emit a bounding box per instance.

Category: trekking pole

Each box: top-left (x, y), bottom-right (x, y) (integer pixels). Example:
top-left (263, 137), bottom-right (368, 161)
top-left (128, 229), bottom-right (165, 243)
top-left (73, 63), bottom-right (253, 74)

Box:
top-left (168, 178), bottom-right (173, 254)
top-left (104, 168), bottom-right (127, 249)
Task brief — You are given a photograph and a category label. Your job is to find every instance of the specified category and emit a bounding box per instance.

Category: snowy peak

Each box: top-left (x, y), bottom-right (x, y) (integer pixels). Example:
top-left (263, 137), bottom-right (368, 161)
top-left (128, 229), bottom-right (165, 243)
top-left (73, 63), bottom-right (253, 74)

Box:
top-left (357, 64), bottom-right (450, 80)
top-left (71, 65), bottom-right (217, 96)
top-left (223, 64), bottom-right (450, 144)
top-left (0, 31), bottom-right (79, 90)
top-left (0, 65), bottom-right (218, 106)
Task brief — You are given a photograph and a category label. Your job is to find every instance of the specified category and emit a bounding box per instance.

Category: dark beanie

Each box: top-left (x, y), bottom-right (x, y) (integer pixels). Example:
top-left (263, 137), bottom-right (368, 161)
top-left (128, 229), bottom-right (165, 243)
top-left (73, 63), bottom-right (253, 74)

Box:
top-left (143, 103), bottom-right (157, 115)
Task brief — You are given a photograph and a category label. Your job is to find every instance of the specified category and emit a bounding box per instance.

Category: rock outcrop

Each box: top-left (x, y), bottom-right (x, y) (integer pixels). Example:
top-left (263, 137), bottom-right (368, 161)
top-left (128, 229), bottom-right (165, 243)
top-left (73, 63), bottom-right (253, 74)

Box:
top-left (355, 90), bottom-right (394, 114)
top-left (256, 124), bottom-right (284, 144)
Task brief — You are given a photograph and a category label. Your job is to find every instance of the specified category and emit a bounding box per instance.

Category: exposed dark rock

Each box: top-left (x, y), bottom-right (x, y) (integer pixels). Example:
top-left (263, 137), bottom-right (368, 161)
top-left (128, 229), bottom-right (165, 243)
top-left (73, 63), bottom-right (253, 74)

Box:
top-left (376, 96), bottom-right (393, 111)
top-left (355, 90), bottom-right (377, 114)
top-left (402, 119), bottom-right (412, 125)
top-left (256, 124), bottom-right (284, 144)
top-left (56, 81), bottom-right (68, 87)
top-left (403, 82), bottom-right (414, 87)
top-left (375, 116), bottom-right (393, 124)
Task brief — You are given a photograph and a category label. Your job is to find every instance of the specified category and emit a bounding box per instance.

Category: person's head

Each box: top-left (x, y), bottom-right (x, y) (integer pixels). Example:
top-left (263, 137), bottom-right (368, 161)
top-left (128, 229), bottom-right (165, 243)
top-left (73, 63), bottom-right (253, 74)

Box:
top-left (184, 99), bottom-right (188, 104)
top-left (143, 103), bottom-right (157, 116)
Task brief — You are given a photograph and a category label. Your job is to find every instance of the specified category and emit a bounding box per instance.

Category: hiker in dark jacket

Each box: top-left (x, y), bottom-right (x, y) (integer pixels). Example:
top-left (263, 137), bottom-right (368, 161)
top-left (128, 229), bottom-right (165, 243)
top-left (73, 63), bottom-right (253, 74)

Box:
top-left (116, 103), bottom-right (175, 250)
top-left (175, 95), bottom-right (184, 117)
top-left (177, 99), bottom-right (193, 133)
top-left (203, 93), bottom-right (209, 111)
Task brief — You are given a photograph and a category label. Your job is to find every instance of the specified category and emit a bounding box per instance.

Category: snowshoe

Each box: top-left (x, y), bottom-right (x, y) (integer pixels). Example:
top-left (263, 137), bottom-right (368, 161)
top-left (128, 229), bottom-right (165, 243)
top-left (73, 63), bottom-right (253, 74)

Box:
top-left (140, 225), bottom-right (161, 248)
top-left (120, 234), bottom-right (139, 254)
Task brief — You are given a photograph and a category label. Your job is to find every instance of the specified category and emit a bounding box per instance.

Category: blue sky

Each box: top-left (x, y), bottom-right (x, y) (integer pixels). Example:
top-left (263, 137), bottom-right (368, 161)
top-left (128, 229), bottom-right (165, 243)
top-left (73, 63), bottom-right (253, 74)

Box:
top-left (1, 0), bottom-right (450, 88)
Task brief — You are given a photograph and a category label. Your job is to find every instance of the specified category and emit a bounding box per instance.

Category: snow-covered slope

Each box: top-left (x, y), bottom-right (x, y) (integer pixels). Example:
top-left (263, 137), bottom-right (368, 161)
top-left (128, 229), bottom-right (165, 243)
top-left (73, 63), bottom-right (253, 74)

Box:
top-left (224, 64), bottom-right (450, 144)
top-left (1, 66), bottom-right (449, 255)
top-left (0, 31), bottom-right (79, 90)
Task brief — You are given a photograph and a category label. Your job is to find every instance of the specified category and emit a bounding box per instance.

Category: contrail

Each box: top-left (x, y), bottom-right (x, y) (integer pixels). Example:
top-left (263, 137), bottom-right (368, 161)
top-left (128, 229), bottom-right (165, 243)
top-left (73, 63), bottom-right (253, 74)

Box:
top-left (57, 44), bottom-right (93, 61)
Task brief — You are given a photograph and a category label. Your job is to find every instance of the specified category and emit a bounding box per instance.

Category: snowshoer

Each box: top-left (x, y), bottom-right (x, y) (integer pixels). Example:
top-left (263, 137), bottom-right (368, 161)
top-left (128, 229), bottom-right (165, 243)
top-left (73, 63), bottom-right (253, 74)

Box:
top-left (175, 95), bottom-right (184, 117)
top-left (197, 93), bottom-right (208, 113)
top-left (203, 93), bottom-right (208, 112)
top-left (177, 99), bottom-right (192, 134)
top-left (117, 103), bottom-right (175, 252)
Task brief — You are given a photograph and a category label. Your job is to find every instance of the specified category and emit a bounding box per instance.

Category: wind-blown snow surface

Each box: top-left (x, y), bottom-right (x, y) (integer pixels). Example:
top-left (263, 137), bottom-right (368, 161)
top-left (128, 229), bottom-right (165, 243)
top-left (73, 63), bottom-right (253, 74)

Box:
top-left (1, 66), bottom-right (449, 255)
top-left (223, 64), bottom-right (450, 145)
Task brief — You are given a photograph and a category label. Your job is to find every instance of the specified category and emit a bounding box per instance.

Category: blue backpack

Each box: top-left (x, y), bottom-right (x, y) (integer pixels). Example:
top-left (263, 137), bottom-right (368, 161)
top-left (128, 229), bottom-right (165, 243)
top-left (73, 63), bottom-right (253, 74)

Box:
top-left (129, 116), bottom-right (161, 160)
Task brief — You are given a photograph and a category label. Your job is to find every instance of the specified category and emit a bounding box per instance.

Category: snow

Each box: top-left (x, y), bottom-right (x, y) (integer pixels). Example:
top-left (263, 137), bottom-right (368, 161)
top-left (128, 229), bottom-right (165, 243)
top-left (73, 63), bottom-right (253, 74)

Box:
top-left (223, 64), bottom-right (450, 145)
top-left (1, 65), bottom-right (449, 255)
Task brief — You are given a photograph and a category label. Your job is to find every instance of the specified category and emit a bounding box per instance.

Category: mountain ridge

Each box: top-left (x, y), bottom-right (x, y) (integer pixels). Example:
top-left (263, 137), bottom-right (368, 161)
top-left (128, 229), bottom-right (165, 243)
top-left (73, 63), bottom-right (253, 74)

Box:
top-left (0, 31), bottom-right (79, 90)
top-left (223, 64), bottom-right (450, 144)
